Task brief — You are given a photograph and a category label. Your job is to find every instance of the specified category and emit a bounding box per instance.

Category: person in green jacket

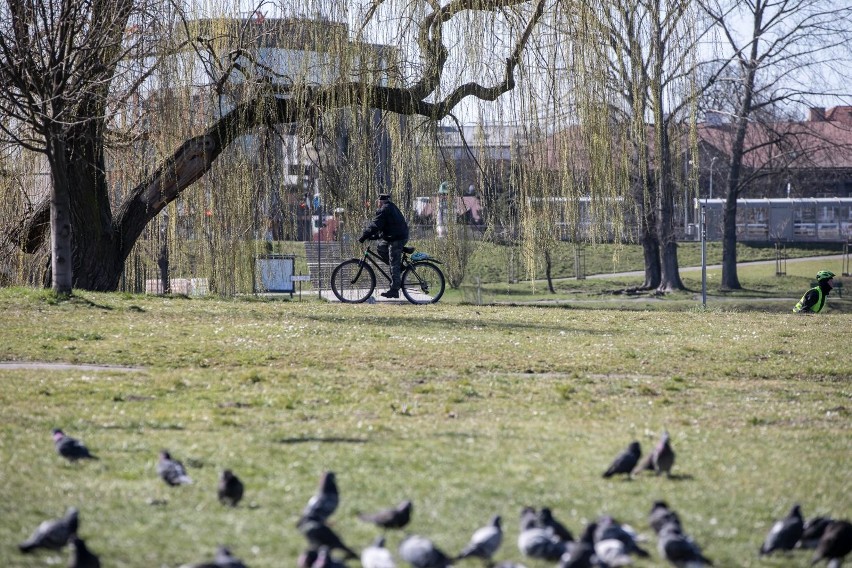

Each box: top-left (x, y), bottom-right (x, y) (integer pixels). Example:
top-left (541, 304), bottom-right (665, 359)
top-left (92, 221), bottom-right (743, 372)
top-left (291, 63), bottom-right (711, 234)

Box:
top-left (792, 270), bottom-right (836, 314)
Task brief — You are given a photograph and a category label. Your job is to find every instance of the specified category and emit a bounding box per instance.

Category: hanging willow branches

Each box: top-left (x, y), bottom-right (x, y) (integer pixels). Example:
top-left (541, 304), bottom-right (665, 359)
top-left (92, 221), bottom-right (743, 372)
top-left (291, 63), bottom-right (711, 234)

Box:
top-left (0, 0), bottom-right (701, 294)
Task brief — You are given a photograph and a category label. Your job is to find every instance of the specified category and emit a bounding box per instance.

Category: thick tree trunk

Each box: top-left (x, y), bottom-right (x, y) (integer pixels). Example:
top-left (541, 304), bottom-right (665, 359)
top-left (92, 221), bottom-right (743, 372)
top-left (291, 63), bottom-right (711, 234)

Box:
top-left (45, 135), bottom-right (74, 295)
top-left (633, 176), bottom-right (661, 290)
top-left (721, 191), bottom-right (741, 290)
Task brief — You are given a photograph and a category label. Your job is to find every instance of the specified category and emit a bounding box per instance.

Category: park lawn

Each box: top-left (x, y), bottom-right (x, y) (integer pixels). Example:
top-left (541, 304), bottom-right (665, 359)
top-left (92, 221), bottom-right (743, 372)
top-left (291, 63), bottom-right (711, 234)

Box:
top-left (0, 288), bottom-right (848, 568)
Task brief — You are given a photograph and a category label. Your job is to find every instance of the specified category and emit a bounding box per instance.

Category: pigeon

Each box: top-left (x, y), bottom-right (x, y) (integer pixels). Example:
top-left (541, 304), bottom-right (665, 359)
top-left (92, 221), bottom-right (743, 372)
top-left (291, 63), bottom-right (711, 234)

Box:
top-left (602, 441), bottom-right (641, 478)
top-left (798, 516), bottom-right (833, 549)
top-left (455, 515), bottom-right (503, 564)
top-left (759, 504), bottom-right (804, 556)
top-left (52, 428), bottom-right (98, 462)
top-left (559, 522), bottom-right (596, 568)
top-left (298, 517), bottom-right (359, 560)
top-left (657, 522), bottom-right (713, 567)
top-left (633, 431), bottom-right (675, 477)
top-left (158, 450), bottom-right (193, 486)
top-left (594, 538), bottom-right (634, 567)
top-left (811, 519), bottom-right (852, 567)
top-left (358, 500), bottom-right (413, 530)
top-left (518, 507), bottom-right (568, 561)
top-left (538, 508), bottom-right (574, 543)
top-left (18, 507), bottom-right (79, 553)
top-left (398, 535), bottom-right (452, 568)
top-left (69, 535), bottom-right (101, 568)
top-left (362, 536), bottom-right (397, 568)
top-left (594, 516), bottom-right (650, 558)
top-left (300, 471), bottom-right (339, 523)
top-left (180, 545), bottom-right (247, 567)
top-left (649, 501), bottom-right (682, 535)
top-left (218, 469), bottom-right (244, 507)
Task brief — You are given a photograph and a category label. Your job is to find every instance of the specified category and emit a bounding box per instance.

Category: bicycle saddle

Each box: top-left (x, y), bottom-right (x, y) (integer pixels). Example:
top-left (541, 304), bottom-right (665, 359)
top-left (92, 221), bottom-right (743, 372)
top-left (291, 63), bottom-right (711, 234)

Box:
top-left (403, 246), bottom-right (415, 254)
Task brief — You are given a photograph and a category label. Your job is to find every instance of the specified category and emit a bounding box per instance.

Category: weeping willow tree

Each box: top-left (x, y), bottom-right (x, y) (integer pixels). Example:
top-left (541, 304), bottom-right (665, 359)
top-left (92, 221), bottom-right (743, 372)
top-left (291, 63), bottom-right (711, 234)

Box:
top-left (1, 0), bottom-right (701, 295)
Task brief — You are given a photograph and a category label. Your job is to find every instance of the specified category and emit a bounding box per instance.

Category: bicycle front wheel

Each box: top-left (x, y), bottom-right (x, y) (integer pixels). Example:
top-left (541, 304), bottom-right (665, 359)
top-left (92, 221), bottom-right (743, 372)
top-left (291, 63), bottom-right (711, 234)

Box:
top-left (401, 261), bottom-right (445, 304)
top-left (331, 259), bottom-right (376, 303)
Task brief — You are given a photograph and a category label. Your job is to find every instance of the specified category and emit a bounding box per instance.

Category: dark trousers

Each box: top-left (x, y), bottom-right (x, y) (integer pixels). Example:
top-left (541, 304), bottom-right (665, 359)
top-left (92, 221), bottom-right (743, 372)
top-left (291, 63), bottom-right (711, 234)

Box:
top-left (377, 238), bottom-right (407, 291)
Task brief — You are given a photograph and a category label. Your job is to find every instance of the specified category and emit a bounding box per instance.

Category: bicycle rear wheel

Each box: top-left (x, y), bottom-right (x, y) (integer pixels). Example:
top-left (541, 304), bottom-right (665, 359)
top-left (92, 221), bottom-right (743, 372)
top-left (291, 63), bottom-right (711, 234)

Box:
top-left (401, 261), bottom-right (445, 304)
top-left (331, 259), bottom-right (376, 303)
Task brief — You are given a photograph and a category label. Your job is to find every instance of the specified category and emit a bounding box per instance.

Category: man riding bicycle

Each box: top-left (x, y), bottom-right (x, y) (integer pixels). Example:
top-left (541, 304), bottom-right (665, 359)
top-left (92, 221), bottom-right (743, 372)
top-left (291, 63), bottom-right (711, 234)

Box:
top-left (358, 193), bottom-right (410, 298)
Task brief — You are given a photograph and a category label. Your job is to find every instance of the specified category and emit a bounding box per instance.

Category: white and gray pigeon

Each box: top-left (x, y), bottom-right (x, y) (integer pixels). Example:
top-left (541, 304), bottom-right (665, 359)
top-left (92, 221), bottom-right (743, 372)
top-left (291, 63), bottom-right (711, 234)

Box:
top-left (656, 522), bottom-right (714, 567)
top-left (649, 501), bottom-right (682, 535)
top-left (759, 504), bottom-right (804, 556)
top-left (362, 536), bottom-right (397, 568)
top-left (158, 450), bottom-right (193, 486)
top-left (594, 516), bottom-right (650, 558)
top-left (455, 515), bottom-right (503, 564)
top-left (398, 534), bottom-right (452, 568)
top-left (18, 507), bottom-right (79, 553)
top-left (810, 519), bottom-right (852, 567)
top-left (301, 471), bottom-right (339, 523)
top-left (517, 507), bottom-right (568, 561)
top-left (52, 428), bottom-right (98, 462)
top-left (633, 431), bottom-right (675, 477)
top-left (602, 441), bottom-right (641, 478)
top-left (593, 538), bottom-right (634, 567)
top-left (69, 535), bottom-right (102, 568)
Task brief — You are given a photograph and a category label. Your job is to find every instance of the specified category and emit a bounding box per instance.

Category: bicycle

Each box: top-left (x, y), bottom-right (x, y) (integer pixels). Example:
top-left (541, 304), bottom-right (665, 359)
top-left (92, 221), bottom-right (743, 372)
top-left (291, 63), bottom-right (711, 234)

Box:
top-left (330, 245), bottom-right (446, 304)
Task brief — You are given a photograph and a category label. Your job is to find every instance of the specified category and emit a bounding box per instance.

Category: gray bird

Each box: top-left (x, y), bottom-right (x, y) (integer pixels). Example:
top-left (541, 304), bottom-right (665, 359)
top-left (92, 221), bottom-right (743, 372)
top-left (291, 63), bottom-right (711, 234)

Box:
top-left (180, 545), bottom-right (248, 567)
top-left (798, 516), bottom-right (833, 549)
top-left (298, 517), bottom-right (358, 560)
top-left (69, 536), bottom-right (101, 568)
top-left (594, 516), bottom-right (650, 558)
top-left (398, 535), bottom-right (452, 568)
top-left (158, 450), bottom-right (193, 486)
top-left (633, 431), bottom-right (675, 477)
top-left (218, 469), bottom-right (244, 507)
top-left (300, 471), bottom-right (339, 523)
top-left (602, 441), bottom-right (641, 478)
top-left (760, 504), bottom-right (804, 556)
top-left (358, 500), bottom-right (413, 530)
top-left (52, 429), bottom-right (98, 462)
top-left (811, 519), bottom-right (852, 567)
top-left (455, 515), bottom-right (503, 565)
top-left (649, 501), bottom-right (682, 535)
top-left (538, 508), bottom-right (574, 543)
top-left (518, 507), bottom-right (567, 561)
top-left (18, 507), bottom-right (79, 553)
top-left (657, 522), bottom-right (713, 567)
top-left (362, 536), bottom-right (397, 568)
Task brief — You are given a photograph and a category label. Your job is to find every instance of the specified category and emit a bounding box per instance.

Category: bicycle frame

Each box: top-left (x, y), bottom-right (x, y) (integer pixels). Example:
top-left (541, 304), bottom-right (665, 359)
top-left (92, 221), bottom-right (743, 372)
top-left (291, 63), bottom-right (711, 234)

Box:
top-left (353, 246), bottom-right (401, 286)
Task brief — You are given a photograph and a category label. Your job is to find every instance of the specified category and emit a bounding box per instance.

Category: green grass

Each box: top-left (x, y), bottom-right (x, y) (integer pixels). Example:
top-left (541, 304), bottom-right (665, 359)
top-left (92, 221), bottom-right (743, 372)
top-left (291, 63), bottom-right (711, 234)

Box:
top-left (0, 288), bottom-right (849, 567)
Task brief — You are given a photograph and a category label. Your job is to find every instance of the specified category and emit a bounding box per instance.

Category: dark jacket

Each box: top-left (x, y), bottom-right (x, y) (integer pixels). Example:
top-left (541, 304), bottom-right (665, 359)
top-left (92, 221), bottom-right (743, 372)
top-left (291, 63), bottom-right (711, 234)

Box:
top-left (360, 200), bottom-right (409, 242)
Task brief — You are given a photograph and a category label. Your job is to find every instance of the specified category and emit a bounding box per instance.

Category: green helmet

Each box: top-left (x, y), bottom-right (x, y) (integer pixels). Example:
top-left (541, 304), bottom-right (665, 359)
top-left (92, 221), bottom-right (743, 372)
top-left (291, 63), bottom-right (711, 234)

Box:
top-left (816, 270), bottom-right (835, 281)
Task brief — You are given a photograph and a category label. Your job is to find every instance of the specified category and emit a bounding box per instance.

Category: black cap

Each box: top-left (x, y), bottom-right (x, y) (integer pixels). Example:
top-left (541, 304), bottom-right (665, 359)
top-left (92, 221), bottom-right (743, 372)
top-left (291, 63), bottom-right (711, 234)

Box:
top-left (378, 193), bottom-right (391, 201)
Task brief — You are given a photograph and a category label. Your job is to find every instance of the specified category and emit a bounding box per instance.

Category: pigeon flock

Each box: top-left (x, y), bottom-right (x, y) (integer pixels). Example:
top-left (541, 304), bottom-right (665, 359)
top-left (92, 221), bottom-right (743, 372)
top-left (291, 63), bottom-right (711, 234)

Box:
top-left (16, 427), bottom-right (851, 567)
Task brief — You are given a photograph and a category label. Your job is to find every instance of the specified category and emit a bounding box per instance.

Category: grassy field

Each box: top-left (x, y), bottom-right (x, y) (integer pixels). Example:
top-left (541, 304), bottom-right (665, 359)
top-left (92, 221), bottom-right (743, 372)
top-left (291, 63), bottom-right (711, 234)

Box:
top-left (0, 285), bottom-right (849, 568)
